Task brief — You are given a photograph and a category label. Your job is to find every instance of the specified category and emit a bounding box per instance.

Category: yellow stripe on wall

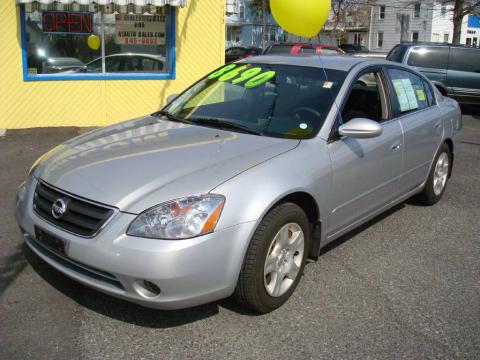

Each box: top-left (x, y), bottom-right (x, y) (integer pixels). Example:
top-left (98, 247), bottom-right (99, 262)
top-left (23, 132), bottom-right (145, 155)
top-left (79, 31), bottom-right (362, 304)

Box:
top-left (0, 1), bottom-right (225, 129)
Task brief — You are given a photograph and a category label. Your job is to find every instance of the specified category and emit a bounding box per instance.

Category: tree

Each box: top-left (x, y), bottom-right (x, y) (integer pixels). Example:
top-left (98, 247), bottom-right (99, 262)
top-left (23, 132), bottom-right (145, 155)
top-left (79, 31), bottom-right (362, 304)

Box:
top-left (449, 0), bottom-right (480, 44)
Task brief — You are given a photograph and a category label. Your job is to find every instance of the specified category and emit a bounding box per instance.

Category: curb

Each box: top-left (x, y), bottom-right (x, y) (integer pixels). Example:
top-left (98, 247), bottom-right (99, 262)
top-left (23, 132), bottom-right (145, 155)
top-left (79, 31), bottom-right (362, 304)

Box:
top-left (0, 129), bottom-right (5, 137)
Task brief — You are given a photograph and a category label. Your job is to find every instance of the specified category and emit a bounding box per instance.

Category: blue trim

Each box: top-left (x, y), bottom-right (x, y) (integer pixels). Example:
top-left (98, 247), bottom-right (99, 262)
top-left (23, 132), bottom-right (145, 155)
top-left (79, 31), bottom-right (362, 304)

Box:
top-left (20, 5), bottom-right (176, 81)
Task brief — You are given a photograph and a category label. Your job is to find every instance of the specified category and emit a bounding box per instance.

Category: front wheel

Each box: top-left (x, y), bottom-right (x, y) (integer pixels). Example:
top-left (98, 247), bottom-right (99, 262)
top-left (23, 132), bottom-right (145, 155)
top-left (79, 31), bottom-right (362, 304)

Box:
top-left (234, 203), bottom-right (310, 314)
top-left (416, 143), bottom-right (451, 205)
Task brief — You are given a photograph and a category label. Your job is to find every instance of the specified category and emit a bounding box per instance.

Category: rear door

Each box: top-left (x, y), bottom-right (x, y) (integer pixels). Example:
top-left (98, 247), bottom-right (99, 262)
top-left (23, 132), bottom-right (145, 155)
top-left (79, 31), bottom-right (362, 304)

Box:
top-left (447, 47), bottom-right (480, 105)
top-left (385, 67), bottom-right (443, 193)
top-left (405, 46), bottom-right (451, 95)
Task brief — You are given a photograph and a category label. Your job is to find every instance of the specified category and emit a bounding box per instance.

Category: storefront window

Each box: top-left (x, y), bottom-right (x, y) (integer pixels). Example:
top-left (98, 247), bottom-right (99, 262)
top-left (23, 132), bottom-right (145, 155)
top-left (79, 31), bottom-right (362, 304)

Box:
top-left (21, 6), bottom-right (174, 80)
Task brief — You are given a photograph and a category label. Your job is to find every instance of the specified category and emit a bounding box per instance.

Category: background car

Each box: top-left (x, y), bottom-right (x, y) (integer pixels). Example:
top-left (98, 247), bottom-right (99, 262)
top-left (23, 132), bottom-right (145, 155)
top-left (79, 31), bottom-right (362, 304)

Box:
top-left (340, 44), bottom-right (370, 54)
top-left (225, 47), bottom-right (262, 63)
top-left (63, 54), bottom-right (165, 73)
top-left (263, 42), bottom-right (345, 56)
top-left (387, 42), bottom-right (480, 106)
top-left (42, 57), bottom-right (85, 74)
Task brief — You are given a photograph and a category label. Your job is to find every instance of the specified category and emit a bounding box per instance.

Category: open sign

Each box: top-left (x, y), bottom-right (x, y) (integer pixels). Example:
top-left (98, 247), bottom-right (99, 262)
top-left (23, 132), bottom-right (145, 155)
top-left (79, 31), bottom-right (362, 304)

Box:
top-left (42, 11), bottom-right (93, 34)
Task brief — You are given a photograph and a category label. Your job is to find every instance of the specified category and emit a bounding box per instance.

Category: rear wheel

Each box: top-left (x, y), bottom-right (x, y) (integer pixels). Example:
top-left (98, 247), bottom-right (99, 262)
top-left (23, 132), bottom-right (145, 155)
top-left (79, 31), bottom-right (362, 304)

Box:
top-left (416, 143), bottom-right (451, 205)
top-left (234, 203), bottom-right (310, 314)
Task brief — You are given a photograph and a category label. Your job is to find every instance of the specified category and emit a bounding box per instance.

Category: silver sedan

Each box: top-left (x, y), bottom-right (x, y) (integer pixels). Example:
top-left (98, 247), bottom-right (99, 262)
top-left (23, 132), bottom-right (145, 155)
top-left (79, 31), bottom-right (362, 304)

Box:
top-left (15, 56), bottom-right (462, 313)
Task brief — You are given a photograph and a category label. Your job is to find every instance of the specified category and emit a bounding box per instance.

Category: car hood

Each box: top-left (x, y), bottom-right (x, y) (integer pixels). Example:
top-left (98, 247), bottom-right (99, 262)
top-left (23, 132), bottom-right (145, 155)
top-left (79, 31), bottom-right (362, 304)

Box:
top-left (34, 116), bottom-right (299, 213)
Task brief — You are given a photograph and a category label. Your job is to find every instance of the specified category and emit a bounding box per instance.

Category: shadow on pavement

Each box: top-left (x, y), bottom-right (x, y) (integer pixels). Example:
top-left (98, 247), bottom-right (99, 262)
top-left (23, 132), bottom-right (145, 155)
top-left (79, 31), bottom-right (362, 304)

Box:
top-left (0, 243), bottom-right (28, 296)
top-left (319, 202), bottom-right (406, 256)
top-left (22, 243), bottom-right (220, 328)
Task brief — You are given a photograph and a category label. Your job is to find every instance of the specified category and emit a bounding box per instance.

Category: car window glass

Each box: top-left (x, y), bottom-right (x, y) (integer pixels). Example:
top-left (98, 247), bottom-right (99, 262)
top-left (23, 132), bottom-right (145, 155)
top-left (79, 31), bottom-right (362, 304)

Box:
top-left (341, 71), bottom-right (387, 123)
top-left (387, 45), bottom-right (407, 62)
top-left (165, 64), bottom-right (347, 139)
top-left (407, 47), bottom-right (449, 69)
top-left (86, 58), bottom-right (102, 72)
top-left (387, 68), bottom-right (430, 114)
top-left (105, 57), bottom-right (122, 72)
top-left (141, 58), bottom-right (157, 71)
top-left (448, 48), bottom-right (480, 72)
top-left (266, 45), bottom-right (294, 55)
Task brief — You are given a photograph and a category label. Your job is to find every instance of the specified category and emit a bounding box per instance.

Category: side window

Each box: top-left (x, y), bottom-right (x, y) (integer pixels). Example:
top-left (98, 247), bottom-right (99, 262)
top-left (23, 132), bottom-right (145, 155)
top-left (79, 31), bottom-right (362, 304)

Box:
top-left (407, 46), bottom-right (449, 69)
top-left (105, 57), bottom-right (122, 72)
top-left (448, 48), bottom-right (480, 72)
top-left (387, 68), bottom-right (430, 115)
top-left (341, 70), bottom-right (388, 124)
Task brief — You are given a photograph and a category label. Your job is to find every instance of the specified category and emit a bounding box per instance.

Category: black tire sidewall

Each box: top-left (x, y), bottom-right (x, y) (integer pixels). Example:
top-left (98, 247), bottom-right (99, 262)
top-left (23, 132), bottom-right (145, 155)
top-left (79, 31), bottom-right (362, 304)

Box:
top-left (423, 143), bottom-right (451, 204)
top-left (250, 203), bottom-right (310, 312)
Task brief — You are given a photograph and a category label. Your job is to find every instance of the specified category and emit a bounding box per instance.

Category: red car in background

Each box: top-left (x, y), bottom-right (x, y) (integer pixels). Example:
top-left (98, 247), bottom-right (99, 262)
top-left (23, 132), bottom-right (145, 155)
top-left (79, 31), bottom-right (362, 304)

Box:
top-left (263, 43), bottom-right (346, 56)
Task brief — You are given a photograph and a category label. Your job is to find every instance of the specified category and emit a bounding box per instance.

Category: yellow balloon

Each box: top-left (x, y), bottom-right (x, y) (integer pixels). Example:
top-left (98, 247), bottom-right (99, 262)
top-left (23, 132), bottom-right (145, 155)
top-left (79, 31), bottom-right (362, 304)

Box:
top-left (87, 35), bottom-right (101, 51)
top-left (271, 0), bottom-right (331, 38)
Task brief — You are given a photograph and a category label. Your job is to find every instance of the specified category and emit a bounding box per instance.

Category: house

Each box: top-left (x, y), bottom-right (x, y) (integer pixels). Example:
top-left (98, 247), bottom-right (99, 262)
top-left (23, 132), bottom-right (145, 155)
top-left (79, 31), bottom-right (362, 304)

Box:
top-left (368, 1), bottom-right (473, 53)
top-left (225, 0), bottom-right (285, 49)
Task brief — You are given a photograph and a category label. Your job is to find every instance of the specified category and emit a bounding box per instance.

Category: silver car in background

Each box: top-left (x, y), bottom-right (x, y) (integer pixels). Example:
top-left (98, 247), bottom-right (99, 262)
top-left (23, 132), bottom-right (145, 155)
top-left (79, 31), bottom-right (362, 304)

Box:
top-left (16, 56), bottom-right (462, 313)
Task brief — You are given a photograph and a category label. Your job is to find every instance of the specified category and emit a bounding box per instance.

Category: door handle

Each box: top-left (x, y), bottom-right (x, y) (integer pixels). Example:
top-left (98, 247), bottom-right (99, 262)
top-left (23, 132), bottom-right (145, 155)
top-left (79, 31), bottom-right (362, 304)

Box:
top-left (391, 143), bottom-right (402, 151)
top-left (434, 122), bottom-right (442, 130)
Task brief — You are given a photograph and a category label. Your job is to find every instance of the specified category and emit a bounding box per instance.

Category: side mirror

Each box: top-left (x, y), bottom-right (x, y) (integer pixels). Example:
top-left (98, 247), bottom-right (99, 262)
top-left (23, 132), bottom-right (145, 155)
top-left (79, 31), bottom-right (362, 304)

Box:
top-left (167, 93), bottom-right (179, 104)
top-left (338, 118), bottom-right (382, 139)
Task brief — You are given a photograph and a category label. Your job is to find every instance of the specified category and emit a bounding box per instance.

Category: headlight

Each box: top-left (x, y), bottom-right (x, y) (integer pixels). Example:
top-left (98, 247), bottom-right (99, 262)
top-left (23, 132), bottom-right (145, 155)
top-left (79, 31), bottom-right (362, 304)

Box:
top-left (127, 195), bottom-right (225, 239)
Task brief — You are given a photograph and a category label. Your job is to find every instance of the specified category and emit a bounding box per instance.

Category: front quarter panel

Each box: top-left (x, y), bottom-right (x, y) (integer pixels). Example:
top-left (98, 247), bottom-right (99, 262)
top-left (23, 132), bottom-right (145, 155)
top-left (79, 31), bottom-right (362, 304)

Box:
top-left (211, 139), bottom-right (332, 239)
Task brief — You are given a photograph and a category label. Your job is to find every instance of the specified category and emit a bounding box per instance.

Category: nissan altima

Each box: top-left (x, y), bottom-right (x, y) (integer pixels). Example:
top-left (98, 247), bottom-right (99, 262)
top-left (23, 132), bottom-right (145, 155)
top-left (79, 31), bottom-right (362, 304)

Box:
top-left (16, 56), bottom-right (462, 313)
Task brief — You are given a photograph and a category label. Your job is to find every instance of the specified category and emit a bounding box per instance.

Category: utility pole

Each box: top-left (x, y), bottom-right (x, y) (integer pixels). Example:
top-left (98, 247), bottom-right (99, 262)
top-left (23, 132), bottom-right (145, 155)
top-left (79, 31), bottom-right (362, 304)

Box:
top-left (262, 0), bottom-right (266, 49)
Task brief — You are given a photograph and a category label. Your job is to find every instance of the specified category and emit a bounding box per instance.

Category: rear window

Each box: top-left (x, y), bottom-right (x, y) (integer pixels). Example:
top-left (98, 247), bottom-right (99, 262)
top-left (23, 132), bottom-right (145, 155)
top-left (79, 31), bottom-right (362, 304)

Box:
top-left (265, 45), bottom-right (296, 55)
top-left (448, 48), bottom-right (480, 72)
top-left (387, 45), bottom-right (407, 62)
top-left (407, 46), bottom-right (450, 69)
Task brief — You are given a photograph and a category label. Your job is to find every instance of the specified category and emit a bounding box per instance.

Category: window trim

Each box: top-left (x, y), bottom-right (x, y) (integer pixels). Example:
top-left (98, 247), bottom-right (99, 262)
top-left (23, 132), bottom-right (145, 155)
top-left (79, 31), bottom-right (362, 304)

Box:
top-left (377, 31), bottom-right (384, 48)
top-left (414, 3), bottom-right (421, 18)
top-left (327, 66), bottom-right (393, 143)
top-left (20, 4), bottom-right (176, 81)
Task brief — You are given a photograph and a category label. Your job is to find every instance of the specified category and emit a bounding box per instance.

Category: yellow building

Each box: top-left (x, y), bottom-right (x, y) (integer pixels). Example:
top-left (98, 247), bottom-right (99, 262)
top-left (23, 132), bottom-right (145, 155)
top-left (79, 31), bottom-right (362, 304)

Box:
top-left (1, 0), bottom-right (225, 129)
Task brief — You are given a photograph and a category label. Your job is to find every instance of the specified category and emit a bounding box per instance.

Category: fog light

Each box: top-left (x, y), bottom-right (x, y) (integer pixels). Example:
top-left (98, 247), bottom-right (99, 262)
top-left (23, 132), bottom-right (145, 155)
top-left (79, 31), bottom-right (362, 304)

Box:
top-left (134, 280), bottom-right (161, 298)
top-left (143, 281), bottom-right (161, 295)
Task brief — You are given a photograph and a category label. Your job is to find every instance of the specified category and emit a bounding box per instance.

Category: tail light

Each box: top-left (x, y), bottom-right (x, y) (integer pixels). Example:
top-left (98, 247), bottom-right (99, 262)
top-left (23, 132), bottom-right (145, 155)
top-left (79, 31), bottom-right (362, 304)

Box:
top-left (244, 54), bottom-right (253, 58)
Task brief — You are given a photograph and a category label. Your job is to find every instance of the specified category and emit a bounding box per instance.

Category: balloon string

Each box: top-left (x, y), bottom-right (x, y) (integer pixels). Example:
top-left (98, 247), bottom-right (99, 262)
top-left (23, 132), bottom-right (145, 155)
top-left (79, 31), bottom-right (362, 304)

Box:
top-left (316, 51), bottom-right (344, 125)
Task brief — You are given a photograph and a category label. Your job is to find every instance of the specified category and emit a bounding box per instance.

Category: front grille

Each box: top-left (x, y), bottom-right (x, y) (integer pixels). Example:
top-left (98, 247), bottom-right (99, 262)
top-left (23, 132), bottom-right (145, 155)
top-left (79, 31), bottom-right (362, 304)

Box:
top-left (33, 181), bottom-right (115, 237)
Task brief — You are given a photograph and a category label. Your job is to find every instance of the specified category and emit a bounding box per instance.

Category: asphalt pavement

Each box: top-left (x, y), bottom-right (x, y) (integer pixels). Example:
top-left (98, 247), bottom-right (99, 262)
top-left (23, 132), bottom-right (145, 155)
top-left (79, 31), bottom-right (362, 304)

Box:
top-left (1, 116), bottom-right (479, 359)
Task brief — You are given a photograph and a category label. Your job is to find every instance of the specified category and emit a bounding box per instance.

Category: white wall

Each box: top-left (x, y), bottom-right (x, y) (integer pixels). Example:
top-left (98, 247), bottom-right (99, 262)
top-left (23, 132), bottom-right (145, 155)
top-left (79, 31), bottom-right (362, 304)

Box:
top-left (369, 0), bottom-right (435, 53)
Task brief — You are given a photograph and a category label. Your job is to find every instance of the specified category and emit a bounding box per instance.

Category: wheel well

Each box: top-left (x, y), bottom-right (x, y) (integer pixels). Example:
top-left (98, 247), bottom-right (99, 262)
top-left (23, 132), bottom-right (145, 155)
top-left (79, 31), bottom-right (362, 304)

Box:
top-left (434, 84), bottom-right (447, 96)
top-left (444, 139), bottom-right (454, 177)
top-left (280, 192), bottom-right (319, 224)
top-left (275, 192), bottom-right (321, 260)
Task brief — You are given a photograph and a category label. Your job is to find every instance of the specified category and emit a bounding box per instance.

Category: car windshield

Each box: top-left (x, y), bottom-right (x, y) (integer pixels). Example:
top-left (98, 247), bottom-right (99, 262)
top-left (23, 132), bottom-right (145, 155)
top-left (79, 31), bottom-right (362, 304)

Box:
top-left (162, 63), bottom-right (346, 139)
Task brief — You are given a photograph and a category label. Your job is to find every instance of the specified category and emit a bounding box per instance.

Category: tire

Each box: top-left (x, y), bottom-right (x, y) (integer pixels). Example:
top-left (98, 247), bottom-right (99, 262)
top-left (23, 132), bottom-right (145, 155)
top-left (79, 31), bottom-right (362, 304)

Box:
top-left (234, 202), bottom-right (310, 314)
top-left (416, 143), bottom-right (452, 205)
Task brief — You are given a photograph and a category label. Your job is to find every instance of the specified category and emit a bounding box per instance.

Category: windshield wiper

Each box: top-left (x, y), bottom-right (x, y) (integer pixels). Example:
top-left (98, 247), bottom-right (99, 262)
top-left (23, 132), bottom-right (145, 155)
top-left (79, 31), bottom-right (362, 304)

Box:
top-left (188, 117), bottom-right (263, 136)
top-left (152, 110), bottom-right (193, 124)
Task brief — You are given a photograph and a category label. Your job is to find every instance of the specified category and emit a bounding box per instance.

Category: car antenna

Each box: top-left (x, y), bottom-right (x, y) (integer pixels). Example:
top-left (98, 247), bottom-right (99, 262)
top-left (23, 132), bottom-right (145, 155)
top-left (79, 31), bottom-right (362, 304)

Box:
top-left (316, 35), bottom-right (344, 126)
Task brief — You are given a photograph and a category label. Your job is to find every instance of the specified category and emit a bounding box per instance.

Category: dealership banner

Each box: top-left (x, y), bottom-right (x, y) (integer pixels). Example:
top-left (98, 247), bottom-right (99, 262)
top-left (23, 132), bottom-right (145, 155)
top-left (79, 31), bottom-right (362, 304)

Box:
top-left (115, 14), bottom-right (166, 46)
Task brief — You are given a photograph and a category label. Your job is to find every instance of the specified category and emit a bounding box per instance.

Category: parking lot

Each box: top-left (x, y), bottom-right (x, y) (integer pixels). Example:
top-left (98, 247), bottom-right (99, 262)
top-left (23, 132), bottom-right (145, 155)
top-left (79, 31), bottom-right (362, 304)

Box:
top-left (1, 115), bottom-right (479, 359)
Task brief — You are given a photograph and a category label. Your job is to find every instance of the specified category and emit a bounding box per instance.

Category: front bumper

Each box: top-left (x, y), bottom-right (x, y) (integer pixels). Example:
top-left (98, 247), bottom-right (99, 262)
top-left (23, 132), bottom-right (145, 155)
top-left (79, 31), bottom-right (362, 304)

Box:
top-left (15, 178), bottom-right (257, 310)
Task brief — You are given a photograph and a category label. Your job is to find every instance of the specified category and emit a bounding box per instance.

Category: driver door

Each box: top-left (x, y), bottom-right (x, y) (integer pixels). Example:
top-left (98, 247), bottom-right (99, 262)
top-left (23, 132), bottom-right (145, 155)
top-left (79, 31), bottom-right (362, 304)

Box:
top-left (326, 68), bottom-right (404, 238)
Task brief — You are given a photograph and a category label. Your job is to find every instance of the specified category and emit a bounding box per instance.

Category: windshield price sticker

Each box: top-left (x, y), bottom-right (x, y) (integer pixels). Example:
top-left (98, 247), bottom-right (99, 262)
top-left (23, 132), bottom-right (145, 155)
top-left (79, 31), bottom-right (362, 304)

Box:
top-left (208, 64), bottom-right (276, 89)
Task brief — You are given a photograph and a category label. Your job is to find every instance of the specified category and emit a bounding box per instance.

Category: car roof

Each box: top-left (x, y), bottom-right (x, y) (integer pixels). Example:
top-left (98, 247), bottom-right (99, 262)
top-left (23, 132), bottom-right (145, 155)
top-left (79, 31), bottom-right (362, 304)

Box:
top-left (398, 42), bottom-right (479, 50)
top-left (240, 54), bottom-right (388, 72)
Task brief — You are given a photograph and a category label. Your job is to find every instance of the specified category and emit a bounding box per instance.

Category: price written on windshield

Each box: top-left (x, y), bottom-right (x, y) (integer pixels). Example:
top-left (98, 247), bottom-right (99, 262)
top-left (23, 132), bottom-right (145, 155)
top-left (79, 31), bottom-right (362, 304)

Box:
top-left (208, 64), bottom-right (276, 89)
